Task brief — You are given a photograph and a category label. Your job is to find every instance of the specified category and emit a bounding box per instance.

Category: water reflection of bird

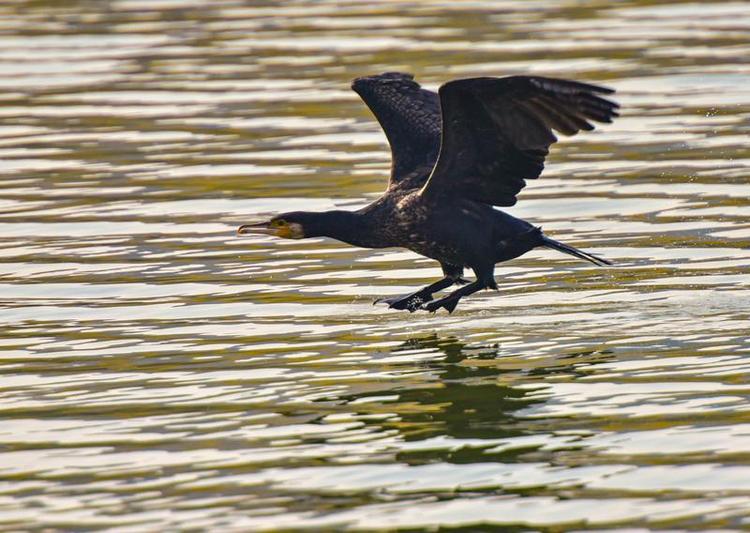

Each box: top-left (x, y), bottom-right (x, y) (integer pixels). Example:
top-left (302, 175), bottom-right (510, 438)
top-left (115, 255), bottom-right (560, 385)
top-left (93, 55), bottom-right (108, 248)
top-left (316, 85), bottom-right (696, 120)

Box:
top-left (239, 72), bottom-right (619, 313)
top-left (339, 335), bottom-right (542, 447)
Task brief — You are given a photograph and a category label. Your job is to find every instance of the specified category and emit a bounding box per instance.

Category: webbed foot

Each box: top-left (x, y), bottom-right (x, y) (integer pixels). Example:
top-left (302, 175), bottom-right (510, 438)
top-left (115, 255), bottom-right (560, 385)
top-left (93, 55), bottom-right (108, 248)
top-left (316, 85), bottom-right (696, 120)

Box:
top-left (374, 292), bottom-right (432, 312)
top-left (420, 295), bottom-right (461, 314)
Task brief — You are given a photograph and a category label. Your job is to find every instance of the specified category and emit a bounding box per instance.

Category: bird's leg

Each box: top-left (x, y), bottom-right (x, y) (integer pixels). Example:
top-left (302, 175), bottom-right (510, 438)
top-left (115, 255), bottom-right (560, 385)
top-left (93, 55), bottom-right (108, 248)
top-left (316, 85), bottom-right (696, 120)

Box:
top-left (374, 276), bottom-right (457, 312)
top-left (421, 269), bottom-right (496, 314)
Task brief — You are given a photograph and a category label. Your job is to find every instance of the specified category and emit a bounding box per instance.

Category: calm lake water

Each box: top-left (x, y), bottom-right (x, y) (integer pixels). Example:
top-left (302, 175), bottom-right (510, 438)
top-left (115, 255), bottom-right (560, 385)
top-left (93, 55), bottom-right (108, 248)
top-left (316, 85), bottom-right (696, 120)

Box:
top-left (1, 0), bottom-right (749, 530)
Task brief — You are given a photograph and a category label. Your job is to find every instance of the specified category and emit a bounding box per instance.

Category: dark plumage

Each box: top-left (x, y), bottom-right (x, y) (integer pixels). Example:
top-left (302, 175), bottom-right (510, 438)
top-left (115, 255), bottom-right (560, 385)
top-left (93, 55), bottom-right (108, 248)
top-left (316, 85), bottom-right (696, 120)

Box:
top-left (239, 72), bottom-right (619, 313)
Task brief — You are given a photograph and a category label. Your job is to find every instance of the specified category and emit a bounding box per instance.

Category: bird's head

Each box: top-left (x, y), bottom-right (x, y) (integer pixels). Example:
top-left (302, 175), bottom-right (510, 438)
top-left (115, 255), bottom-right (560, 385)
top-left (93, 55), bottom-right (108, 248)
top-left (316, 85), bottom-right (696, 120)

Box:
top-left (237, 211), bottom-right (317, 240)
top-left (238, 209), bottom-right (364, 244)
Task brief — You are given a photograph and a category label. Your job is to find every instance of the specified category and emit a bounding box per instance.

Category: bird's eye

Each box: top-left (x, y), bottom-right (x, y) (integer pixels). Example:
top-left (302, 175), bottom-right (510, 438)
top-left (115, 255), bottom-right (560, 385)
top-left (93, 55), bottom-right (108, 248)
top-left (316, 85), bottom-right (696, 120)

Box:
top-left (271, 219), bottom-right (286, 227)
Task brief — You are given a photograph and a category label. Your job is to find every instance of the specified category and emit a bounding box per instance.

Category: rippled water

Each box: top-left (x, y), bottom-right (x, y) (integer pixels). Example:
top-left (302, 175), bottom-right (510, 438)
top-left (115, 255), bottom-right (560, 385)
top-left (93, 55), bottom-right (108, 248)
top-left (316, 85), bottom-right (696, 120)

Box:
top-left (1, 0), bottom-right (749, 530)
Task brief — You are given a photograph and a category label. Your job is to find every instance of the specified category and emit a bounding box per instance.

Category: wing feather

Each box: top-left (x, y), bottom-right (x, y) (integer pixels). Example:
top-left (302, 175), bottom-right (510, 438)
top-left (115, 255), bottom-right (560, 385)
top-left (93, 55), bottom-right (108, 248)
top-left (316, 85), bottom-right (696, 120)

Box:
top-left (421, 76), bottom-right (619, 206)
top-left (351, 72), bottom-right (441, 187)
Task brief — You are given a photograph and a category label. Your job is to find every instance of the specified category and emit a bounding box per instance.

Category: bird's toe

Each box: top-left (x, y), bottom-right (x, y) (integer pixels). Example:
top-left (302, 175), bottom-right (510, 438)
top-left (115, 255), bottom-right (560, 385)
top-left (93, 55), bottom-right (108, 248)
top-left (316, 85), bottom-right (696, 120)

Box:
top-left (375, 293), bottom-right (430, 311)
top-left (420, 296), bottom-right (460, 314)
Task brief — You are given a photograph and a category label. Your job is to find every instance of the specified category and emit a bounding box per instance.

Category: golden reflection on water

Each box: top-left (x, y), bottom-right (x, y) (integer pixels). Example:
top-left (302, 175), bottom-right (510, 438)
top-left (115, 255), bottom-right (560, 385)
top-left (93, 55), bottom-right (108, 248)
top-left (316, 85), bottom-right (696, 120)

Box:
top-left (0, 0), bottom-right (749, 530)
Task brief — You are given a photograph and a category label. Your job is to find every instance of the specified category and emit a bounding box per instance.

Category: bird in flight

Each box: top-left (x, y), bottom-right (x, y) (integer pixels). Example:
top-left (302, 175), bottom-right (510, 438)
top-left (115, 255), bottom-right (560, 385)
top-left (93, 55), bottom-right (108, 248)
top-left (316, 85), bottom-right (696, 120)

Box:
top-left (239, 72), bottom-right (619, 313)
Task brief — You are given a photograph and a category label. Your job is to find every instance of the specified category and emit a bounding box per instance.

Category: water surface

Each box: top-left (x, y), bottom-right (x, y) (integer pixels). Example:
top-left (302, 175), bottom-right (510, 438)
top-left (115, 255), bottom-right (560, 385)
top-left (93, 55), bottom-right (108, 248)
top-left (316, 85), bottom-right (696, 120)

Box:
top-left (1, 0), bottom-right (749, 530)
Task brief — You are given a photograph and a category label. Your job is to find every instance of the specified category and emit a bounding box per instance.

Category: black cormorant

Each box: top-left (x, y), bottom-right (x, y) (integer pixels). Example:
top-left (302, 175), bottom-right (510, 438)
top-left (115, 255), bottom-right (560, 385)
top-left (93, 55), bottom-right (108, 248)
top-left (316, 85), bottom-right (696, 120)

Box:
top-left (239, 72), bottom-right (619, 313)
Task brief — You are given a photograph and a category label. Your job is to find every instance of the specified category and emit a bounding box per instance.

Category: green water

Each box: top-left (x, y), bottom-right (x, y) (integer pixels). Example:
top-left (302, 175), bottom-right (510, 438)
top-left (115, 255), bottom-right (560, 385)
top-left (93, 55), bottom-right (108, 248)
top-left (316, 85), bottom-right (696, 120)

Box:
top-left (1, 0), bottom-right (749, 530)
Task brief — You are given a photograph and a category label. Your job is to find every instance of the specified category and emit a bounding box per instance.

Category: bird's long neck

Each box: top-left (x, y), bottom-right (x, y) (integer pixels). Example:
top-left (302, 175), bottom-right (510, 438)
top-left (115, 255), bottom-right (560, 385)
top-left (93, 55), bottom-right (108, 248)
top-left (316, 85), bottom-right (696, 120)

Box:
top-left (305, 210), bottom-right (378, 248)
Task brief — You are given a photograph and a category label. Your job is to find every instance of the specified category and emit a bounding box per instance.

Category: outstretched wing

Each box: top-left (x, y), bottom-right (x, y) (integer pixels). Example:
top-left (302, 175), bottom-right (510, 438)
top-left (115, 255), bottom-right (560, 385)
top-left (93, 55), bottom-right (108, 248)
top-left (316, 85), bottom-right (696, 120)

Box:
top-left (421, 76), bottom-right (619, 206)
top-left (351, 72), bottom-right (441, 186)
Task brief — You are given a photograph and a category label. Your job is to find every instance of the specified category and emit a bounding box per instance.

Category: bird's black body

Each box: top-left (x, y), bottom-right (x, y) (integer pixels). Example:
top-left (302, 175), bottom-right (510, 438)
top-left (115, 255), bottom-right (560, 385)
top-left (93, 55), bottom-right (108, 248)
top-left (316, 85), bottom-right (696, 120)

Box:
top-left (239, 72), bottom-right (619, 313)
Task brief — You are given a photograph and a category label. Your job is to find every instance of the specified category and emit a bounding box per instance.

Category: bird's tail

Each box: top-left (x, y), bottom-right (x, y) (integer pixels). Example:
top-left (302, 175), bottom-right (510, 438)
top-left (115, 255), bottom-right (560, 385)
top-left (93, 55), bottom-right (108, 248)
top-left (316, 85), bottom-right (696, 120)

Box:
top-left (541, 236), bottom-right (612, 267)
